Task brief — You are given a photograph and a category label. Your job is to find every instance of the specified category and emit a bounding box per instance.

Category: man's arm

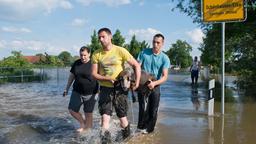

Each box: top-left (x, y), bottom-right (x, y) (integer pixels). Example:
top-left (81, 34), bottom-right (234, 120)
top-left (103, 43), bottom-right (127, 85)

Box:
top-left (127, 58), bottom-right (141, 90)
top-left (148, 68), bottom-right (168, 90)
top-left (63, 73), bottom-right (75, 97)
top-left (91, 63), bottom-right (114, 83)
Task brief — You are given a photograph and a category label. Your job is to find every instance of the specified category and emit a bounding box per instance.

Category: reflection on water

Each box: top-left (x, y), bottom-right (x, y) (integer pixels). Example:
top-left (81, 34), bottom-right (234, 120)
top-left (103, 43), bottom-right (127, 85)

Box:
top-left (0, 70), bottom-right (256, 144)
top-left (191, 86), bottom-right (200, 111)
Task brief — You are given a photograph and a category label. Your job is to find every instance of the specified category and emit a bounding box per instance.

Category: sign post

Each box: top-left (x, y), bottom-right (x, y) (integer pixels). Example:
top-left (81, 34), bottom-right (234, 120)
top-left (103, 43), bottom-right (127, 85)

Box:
top-left (201, 0), bottom-right (246, 114)
top-left (208, 79), bottom-right (215, 116)
top-left (221, 22), bottom-right (225, 115)
top-left (202, 0), bottom-right (246, 23)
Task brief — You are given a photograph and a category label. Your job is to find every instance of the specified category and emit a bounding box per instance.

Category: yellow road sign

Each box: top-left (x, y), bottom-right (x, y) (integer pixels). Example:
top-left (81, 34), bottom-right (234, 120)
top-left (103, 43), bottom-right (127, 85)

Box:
top-left (202, 0), bottom-right (246, 22)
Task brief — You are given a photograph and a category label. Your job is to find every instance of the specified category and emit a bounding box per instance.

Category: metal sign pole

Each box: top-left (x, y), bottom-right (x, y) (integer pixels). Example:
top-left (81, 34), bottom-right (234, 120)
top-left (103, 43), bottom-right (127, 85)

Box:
top-left (201, 0), bottom-right (246, 115)
top-left (221, 22), bottom-right (225, 114)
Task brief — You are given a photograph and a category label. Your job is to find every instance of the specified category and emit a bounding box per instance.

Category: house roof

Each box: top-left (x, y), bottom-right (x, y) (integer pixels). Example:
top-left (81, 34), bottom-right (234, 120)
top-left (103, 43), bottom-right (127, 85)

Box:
top-left (23, 56), bottom-right (41, 63)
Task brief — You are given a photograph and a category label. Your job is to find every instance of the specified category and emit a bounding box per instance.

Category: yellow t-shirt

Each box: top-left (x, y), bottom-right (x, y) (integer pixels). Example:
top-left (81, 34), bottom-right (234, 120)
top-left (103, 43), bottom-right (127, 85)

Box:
top-left (91, 45), bottom-right (133, 87)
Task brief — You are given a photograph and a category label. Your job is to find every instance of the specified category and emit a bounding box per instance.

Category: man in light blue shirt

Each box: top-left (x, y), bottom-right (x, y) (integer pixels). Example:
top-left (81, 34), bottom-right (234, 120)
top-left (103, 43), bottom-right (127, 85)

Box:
top-left (137, 33), bottom-right (170, 134)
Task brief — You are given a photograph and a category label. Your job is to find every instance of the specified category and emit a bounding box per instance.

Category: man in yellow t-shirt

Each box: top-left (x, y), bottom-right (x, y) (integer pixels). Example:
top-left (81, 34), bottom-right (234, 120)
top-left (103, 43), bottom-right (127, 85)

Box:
top-left (91, 27), bottom-right (141, 142)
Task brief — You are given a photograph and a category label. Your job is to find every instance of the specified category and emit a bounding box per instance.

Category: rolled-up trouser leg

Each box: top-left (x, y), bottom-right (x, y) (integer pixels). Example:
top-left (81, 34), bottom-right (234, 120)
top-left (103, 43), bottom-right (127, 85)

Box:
top-left (113, 93), bottom-right (128, 118)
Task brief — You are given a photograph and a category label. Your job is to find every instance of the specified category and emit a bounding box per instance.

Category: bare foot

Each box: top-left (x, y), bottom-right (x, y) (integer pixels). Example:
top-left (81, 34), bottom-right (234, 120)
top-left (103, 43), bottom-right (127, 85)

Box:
top-left (76, 127), bottom-right (85, 133)
top-left (83, 120), bottom-right (92, 130)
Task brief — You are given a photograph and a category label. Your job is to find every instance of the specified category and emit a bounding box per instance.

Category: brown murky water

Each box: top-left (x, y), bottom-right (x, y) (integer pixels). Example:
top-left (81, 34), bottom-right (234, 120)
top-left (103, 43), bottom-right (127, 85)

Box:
top-left (0, 69), bottom-right (255, 144)
top-left (127, 102), bottom-right (256, 144)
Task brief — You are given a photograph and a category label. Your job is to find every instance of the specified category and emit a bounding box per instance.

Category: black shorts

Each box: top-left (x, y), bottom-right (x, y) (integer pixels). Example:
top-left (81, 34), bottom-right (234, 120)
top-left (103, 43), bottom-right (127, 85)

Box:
top-left (68, 91), bottom-right (96, 113)
top-left (98, 86), bottom-right (128, 118)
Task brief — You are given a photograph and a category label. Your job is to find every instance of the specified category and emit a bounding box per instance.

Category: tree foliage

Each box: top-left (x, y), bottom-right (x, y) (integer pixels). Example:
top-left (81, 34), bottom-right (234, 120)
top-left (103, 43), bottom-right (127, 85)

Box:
top-left (112, 29), bottom-right (125, 47)
top-left (172, 0), bottom-right (256, 98)
top-left (43, 52), bottom-right (63, 66)
top-left (58, 51), bottom-right (73, 66)
top-left (127, 35), bottom-right (150, 58)
top-left (87, 30), bottom-right (102, 54)
top-left (0, 51), bottom-right (30, 68)
top-left (166, 40), bottom-right (192, 68)
top-left (171, 0), bottom-right (205, 28)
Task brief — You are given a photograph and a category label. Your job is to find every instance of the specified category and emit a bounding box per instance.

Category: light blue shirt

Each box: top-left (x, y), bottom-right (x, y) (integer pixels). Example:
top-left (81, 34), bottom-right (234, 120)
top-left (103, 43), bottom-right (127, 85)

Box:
top-left (137, 48), bottom-right (170, 80)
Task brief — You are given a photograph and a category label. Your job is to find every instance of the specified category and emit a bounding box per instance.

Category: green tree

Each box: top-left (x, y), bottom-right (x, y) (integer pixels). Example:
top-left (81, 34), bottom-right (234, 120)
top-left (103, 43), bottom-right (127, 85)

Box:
top-left (87, 30), bottom-right (102, 54)
top-left (127, 35), bottom-right (149, 58)
top-left (34, 53), bottom-right (46, 65)
top-left (0, 51), bottom-right (30, 68)
top-left (227, 29), bottom-right (256, 97)
top-left (172, 0), bottom-right (256, 98)
top-left (127, 35), bottom-right (140, 58)
top-left (44, 52), bottom-right (63, 66)
top-left (166, 40), bottom-right (192, 68)
top-left (112, 29), bottom-right (125, 47)
top-left (140, 40), bottom-right (150, 51)
top-left (171, 0), bottom-right (207, 28)
top-left (58, 51), bottom-right (73, 66)
top-left (199, 25), bottom-right (222, 69)
top-left (73, 55), bottom-right (80, 61)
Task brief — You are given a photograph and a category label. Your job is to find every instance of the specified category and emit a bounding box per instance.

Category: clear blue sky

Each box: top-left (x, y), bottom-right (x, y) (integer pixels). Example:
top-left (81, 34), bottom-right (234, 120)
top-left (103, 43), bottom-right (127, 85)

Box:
top-left (0, 0), bottom-right (204, 60)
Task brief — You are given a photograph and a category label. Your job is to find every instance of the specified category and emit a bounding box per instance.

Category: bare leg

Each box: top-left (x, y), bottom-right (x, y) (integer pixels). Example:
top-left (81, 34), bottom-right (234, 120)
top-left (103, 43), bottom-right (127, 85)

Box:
top-left (102, 114), bottom-right (111, 130)
top-left (119, 116), bottom-right (130, 139)
top-left (84, 112), bottom-right (93, 129)
top-left (119, 116), bottom-right (129, 128)
top-left (69, 109), bottom-right (85, 132)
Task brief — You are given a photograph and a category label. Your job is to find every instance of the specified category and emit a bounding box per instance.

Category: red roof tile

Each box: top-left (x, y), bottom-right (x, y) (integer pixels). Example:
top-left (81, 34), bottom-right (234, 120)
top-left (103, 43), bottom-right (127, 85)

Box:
top-left (23, 56), bottom-right (41, 63)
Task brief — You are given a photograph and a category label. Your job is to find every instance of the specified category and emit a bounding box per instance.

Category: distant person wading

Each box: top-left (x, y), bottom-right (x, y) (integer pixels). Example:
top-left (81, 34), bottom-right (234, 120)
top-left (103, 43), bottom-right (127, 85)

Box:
top-left (190, 56), bottom-right (200, 86)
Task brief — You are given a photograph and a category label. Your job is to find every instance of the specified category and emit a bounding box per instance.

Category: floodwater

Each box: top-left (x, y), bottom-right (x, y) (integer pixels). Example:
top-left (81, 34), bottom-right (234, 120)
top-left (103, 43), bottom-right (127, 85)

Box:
top-left (0, 69), bottom-right (255, 144)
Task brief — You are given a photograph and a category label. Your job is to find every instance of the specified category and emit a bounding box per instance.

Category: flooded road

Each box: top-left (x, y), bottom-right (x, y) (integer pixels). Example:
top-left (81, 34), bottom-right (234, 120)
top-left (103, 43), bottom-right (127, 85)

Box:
top-left (0, 69), bottom-right (255, 144)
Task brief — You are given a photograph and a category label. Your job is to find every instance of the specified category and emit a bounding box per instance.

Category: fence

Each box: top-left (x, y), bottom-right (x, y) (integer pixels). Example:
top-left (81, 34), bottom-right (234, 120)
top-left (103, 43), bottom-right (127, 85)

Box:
top-left (0, 67), bottom-right (70, 83)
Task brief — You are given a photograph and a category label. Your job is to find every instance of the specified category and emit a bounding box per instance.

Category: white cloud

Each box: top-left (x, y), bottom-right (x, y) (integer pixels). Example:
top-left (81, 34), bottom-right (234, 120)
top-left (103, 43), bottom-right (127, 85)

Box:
top-left (76, 0), bottom-right (94, 6)
top-left (138, 1), bottom-right (144, 6)
top-left (60, 0), bottom-right (73, 9)
top-left (76, 0), bottom-right (131, 7)
top-left (71, 45), bottom-right (80, 54)
top-left (0, 0), bottom-right (73, 21)
top-left (186, 28), bottom-right (205, 45)
top-left (71, 18), bottom-right (87, 27)
top-left (2, 26), bottom-right (32, 33)
top-left (127, 28), bottom-right (161, 44)
top-left (0, 39), bottom-right (75, 56)
top-left (10, 40), bottom-right (49, 51)
top-left (184, 28), bottom-right (205, 58)
top-left (0, 40), bottom-right (6, 48)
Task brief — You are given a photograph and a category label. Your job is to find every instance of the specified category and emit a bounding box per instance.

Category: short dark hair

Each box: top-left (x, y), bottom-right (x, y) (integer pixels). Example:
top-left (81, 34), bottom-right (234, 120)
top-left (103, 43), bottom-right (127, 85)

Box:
top-left (80, 46), bottom-right (91, 54)
top-left (98, 27), bottom-right (112, 35)
top-left (154, 33), bottom-right (164, 40)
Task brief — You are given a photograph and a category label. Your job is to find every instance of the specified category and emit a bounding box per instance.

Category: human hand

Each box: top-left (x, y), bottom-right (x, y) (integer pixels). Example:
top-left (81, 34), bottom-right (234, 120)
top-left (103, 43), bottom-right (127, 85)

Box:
top-left (106, 76), bottom-right (115, 84)
top-left (147, 80), bottom-right (155, 90)
top-left (132, 83), bottom-right (139, 91)
top-left (110, 80), bottom-right (115, 84)
top-left (63, 90), bottom-right (68, 97)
